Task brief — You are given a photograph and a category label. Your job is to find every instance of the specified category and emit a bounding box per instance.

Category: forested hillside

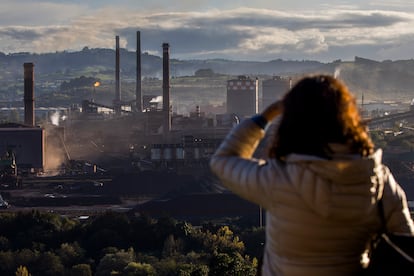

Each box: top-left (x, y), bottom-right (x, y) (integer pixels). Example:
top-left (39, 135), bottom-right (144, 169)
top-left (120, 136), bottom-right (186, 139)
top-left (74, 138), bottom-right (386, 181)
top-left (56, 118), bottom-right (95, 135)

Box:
top-left (0, 210), bottom-right (261, 276)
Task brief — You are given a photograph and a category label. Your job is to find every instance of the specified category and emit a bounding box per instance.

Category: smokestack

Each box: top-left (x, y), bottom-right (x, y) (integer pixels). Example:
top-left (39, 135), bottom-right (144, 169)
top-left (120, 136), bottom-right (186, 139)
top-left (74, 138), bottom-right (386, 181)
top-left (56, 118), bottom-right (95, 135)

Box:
top-left (115, 35), bottom-right (121, 108)
top-left (23, 62), bottom-right (35, 126)
top-left (136, 31), bottom-right (142, 112)
top-left (162, 43), bottom-right (171, 133)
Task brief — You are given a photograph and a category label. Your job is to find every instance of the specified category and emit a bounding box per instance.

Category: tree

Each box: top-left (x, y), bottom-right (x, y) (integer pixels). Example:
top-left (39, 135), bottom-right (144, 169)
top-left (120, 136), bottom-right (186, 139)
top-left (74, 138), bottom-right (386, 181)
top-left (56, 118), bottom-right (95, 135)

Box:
top-left (162, 234), bottom-right (184, 258)
top-left (176, 263), bottom-right (209, 276)
top-left (57, 242), bottom-right (85, 267)
top-left (14, 249), bottom-right (37, 272)
top-left (192, 264), bottom-right (209, 276)
top-left (0, 251), bottom-right (15, 275)
top-left (34, 251), bottom-right (65, 276)
top-left (154, 217), bottom-right (178, 245)
top-left (200, 226), bottom-right (245, 254)
top-left (84, 212), bottom-right (131, 257)
top-left (151, 258), bottom-right (177, 276)
top-left (95, 248), bottom-right (135, 276)
top-left (15, 265), bottom-right (31, 276)
top-left (60, 76), bottom-right (99, 91)
top-left (209, 252), bottom-right (256, 276)
top-left (123, 262), bottom-right (156, 276)
top-left (0, 210), bottom-right (265, 276)
top-left (209, 252), bottom-right (232, 275)
top-left (70, 264), bottom-right (92, 276)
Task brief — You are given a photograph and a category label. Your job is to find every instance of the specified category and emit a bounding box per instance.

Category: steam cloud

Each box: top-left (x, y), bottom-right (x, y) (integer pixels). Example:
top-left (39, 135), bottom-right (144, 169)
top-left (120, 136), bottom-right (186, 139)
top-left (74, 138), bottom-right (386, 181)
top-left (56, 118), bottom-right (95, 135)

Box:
top-left (49, 110), bottom-right (66, 126)
top-left (150, 96), bottom-right (163, 103)
top-left (43, 125), bottom-right (66, 175)
top-left (334, 67), bottom-right (341, 79)
top-left (50, 111), bottom-right (60, 126)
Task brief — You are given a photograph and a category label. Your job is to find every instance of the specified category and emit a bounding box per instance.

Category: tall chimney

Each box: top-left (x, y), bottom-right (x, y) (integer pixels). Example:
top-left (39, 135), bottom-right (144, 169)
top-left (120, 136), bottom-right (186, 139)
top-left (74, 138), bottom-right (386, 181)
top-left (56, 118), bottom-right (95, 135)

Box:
top-left (23, 62), bottom-right (35, 126)
top-left (115, 35), bottom-right (121, 109)
top-left (136, 31), bottom-right (142, 112)
top-left (162, 43), bottom-right (171, 133)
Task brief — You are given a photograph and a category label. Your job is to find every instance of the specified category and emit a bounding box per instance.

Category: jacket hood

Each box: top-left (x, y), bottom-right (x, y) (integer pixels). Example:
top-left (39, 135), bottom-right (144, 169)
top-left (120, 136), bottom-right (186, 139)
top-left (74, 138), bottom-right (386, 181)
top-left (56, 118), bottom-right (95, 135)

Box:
top-left (284, 149), bottom-right (383, 220)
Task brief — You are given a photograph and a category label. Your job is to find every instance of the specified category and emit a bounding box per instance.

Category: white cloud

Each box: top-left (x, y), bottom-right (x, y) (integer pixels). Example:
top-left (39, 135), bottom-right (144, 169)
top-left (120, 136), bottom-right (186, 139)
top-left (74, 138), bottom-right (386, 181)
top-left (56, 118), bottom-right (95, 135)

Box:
top-left (1, 3), bottom-right (414, 61)
top-left (0, 0), bottom-right (88, 25)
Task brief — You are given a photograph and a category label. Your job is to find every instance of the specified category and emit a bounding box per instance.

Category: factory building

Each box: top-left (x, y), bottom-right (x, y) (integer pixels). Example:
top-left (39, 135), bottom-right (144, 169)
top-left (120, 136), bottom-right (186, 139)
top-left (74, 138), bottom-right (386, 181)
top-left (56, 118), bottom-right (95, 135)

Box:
top-left (261, 76), bottom-right (290, 112)
top-left (0, 62), bottom-right (45, 174)
top-left (0, 124), bottom-right (44, 171)
top-left (226, 76), bottom-right (258, 119)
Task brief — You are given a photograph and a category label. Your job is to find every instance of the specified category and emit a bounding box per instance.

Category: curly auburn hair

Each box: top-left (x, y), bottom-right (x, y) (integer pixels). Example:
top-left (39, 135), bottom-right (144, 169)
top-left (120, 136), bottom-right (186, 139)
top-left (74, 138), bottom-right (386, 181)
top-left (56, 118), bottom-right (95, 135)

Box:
top-left (269, 74), bottom-right (374, 160)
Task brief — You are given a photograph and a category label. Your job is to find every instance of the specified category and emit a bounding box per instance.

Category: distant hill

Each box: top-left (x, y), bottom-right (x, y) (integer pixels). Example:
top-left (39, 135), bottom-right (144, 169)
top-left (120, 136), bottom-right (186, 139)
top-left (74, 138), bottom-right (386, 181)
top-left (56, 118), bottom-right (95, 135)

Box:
top-left (1, 48), bottom-right (414, 103)
top-left (0, 47), bottom-right (324, 79)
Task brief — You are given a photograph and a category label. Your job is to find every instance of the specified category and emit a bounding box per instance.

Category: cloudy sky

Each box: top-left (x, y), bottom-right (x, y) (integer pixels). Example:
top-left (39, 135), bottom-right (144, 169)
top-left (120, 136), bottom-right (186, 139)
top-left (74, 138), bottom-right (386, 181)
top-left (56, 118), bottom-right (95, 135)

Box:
top-left (1, 0), bottom-right (414, 62)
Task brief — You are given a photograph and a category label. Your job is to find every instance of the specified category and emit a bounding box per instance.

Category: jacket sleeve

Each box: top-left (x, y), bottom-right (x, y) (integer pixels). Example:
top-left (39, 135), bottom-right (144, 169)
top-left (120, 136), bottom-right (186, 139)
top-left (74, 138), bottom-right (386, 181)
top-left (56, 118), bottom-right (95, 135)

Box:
top-left (209, 118), bottom-right (281, 208)
top-left (382, 167), bottom-right (414, 234)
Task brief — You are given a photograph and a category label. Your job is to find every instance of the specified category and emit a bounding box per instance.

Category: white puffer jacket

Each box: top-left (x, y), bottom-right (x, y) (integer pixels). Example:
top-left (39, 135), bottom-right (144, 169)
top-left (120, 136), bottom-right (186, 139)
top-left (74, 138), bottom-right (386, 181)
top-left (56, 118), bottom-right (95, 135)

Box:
top-left (209, 118), bottom-right (414, 276)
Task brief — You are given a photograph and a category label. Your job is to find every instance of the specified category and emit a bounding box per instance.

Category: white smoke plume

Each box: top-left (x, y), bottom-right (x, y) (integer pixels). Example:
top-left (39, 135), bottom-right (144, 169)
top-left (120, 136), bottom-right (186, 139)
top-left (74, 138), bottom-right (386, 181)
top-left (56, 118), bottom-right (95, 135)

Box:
top-left (49, 110), bottom-right (67, 126)
top-left (334, 67), bottom-right (341, 79)
top-left (42, 125), bottom-right (66, 175)
top-left (50, 111), bottom-right (60, 126)
top-left (150, 96), bottom-right (163, 103)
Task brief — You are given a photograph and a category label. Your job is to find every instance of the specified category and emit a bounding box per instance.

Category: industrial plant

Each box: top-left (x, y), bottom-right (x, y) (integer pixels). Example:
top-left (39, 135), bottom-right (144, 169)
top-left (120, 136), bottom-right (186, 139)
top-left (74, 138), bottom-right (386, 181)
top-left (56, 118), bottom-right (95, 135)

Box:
top-left (0, 31), bottom-right (282, 214)
top-left (0, 30), bottom-right (413, 217)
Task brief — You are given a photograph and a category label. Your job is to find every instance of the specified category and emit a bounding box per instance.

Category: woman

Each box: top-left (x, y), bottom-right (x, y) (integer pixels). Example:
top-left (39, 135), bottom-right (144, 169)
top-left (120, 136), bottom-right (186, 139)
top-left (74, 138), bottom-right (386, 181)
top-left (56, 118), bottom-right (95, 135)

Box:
top-left (209, 74), bottom-right (414, 276)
